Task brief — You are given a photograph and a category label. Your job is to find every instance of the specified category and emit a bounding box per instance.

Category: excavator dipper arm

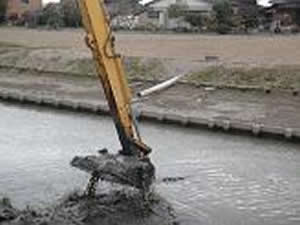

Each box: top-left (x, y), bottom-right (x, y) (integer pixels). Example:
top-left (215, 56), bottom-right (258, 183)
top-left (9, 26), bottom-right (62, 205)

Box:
top-left (78, 0), bottom-right (151, 157)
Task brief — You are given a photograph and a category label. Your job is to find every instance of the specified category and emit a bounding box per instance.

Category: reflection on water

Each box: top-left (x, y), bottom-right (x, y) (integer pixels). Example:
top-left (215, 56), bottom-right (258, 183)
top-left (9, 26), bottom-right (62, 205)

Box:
top-left (0, 103), bottom-right (299, 225)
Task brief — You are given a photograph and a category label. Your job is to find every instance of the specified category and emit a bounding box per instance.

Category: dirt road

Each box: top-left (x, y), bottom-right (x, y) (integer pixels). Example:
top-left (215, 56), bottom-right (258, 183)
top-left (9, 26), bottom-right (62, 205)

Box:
top-left (1, 27), bottom-right (300, 66)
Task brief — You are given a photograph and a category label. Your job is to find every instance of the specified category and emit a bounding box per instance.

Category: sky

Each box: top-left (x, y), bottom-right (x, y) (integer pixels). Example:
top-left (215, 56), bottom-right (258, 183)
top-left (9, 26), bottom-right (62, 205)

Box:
top-left (42, 0), bottom-right (271, 7)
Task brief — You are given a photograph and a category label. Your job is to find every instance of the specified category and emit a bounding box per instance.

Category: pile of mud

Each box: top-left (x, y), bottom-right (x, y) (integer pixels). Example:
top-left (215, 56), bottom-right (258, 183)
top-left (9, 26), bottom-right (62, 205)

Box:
top-left (0, 189), bottom-right (177, 225)
top-left (1, 151), bottom-right (177, 225)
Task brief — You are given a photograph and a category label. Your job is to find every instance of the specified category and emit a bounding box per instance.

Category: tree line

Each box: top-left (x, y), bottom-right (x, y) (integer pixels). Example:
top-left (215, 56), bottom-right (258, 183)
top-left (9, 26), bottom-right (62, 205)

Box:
top-left (168, 0), bottom-right (259, 34)
top-left (0, 0), bottom-right (142, 28)
top-left (0, 0), bottom-right (8, 23)
top-left (0, 0), bottom-right (299, 33)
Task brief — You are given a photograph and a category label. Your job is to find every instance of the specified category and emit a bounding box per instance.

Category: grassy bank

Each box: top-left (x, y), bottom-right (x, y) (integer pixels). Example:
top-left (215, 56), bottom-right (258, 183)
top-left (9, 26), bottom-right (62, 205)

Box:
top-left (0, 41), bottom-right (24, 48)
top-left (0, 46), bottom-right (299, 90)
top-left (188, 66), bottom-right (300, 90)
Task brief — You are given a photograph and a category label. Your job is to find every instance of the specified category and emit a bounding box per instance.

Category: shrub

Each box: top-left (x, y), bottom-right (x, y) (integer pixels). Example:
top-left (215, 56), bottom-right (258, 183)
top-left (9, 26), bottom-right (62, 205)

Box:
top-left (212, 0), bottom-right (233, 34)
top-left (168, 4), bottom-right (188, 19)
top-left (61, 0), bottom-right (81, 27)
top-left (40, 3), bottom-right (64, 28)
top-left (293, 9), bottom-right (300, 26)
top-left (184, 14), bottom-right (203, 28)
top-left (0, 0), bottom-right (8, 23)
top-left (218, 23), bottom-right (233, 34)
top-left (238, 0), bottom-right (259, 32)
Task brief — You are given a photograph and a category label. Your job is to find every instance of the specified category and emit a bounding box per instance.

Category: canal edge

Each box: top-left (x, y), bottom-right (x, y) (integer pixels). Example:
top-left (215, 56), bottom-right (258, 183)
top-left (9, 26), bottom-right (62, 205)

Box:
top-left (0, 90), bottom-right (299, 142)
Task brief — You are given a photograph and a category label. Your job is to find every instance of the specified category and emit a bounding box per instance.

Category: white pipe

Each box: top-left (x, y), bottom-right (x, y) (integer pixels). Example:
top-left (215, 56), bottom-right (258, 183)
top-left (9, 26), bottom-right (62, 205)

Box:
top-left (137, 74), bottom-right (185, 98)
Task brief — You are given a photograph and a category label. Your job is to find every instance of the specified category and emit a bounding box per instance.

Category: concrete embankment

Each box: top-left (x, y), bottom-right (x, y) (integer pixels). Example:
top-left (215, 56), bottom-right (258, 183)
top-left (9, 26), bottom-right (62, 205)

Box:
top-left (0, 88), bottom-right (299, 142)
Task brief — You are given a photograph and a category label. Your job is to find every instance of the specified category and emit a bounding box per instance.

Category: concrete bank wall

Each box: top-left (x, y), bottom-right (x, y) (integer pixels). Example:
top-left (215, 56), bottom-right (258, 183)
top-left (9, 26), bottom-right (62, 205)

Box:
top-left (0, 90), bottom-right (299, 142)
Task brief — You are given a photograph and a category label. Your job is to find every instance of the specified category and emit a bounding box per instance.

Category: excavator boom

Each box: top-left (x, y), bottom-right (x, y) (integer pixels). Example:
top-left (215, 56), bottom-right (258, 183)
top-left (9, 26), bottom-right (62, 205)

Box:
top-left (71, 0), bottom-right (155, 195)
top-left (78, 0), bottom-right (151, 156)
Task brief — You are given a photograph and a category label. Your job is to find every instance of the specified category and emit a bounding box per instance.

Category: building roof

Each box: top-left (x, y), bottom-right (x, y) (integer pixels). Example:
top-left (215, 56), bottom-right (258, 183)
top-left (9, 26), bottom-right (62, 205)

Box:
top-left (150, 0), bottom-right (213, 11)
top-left (271, 0), bottom-right (300, 8)
top-left (272, 0), bottom-right (299, 3)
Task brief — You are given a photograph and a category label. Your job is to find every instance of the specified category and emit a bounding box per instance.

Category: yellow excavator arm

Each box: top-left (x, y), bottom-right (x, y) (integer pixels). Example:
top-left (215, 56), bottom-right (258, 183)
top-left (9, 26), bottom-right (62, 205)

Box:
top-left (78, 0), bottom-right (151, 156)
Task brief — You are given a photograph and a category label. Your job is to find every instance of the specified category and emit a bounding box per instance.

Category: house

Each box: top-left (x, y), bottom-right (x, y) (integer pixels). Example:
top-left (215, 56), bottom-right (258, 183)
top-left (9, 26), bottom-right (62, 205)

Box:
top-left (272, 0), bottom-right (300, 7)
top-left (145, 0), bottom-right (213, 28)
top-left (6, 0), bottom-right (42, 20)
top-left (268, 0), bottom-right (300, 31)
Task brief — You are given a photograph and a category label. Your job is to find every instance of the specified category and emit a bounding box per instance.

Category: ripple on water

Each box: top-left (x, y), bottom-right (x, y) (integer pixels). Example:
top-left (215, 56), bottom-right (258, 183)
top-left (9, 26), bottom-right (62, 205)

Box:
top-left (0, 104), bottom-right (299, 225)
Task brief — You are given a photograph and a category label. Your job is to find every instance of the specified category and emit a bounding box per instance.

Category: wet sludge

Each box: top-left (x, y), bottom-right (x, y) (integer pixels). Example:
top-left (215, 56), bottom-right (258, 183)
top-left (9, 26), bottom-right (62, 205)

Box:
top-left (0, 188), bottom-right (178, 225)
top-left (1, 151), bottom-right (177, 225)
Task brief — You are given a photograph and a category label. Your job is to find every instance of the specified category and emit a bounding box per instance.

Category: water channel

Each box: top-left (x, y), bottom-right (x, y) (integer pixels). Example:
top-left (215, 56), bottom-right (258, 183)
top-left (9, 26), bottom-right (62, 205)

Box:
top-left (0, 102), bottom-right (299, 225)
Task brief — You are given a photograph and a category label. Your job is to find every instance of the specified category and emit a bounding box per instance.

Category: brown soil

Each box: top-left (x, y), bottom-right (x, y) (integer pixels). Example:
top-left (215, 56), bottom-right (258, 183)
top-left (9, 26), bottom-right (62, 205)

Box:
top-left (1, 27), bottom-right (300, 67)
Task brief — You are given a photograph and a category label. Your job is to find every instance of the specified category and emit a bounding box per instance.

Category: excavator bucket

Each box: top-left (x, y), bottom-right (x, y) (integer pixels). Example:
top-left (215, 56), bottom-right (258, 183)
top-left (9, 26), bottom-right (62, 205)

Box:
top-left (71, 150), bottom-right (155, 195)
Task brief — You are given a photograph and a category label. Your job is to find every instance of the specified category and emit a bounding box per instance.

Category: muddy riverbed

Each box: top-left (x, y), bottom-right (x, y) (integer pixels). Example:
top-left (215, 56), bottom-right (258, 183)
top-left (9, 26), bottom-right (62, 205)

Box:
top-left (0, 103), bottom-right (299, 225)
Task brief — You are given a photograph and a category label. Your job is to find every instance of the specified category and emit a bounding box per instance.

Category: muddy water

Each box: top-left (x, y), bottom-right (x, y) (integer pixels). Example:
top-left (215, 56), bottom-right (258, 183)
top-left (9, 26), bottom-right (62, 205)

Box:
top-left (0, 103), bottom-right (299, 225)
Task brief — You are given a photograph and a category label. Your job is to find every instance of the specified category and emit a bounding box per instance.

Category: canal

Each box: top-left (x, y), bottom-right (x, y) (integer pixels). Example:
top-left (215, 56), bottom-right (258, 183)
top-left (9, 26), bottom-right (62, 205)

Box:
top-left (0, 102), bottom-right (299, 225)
